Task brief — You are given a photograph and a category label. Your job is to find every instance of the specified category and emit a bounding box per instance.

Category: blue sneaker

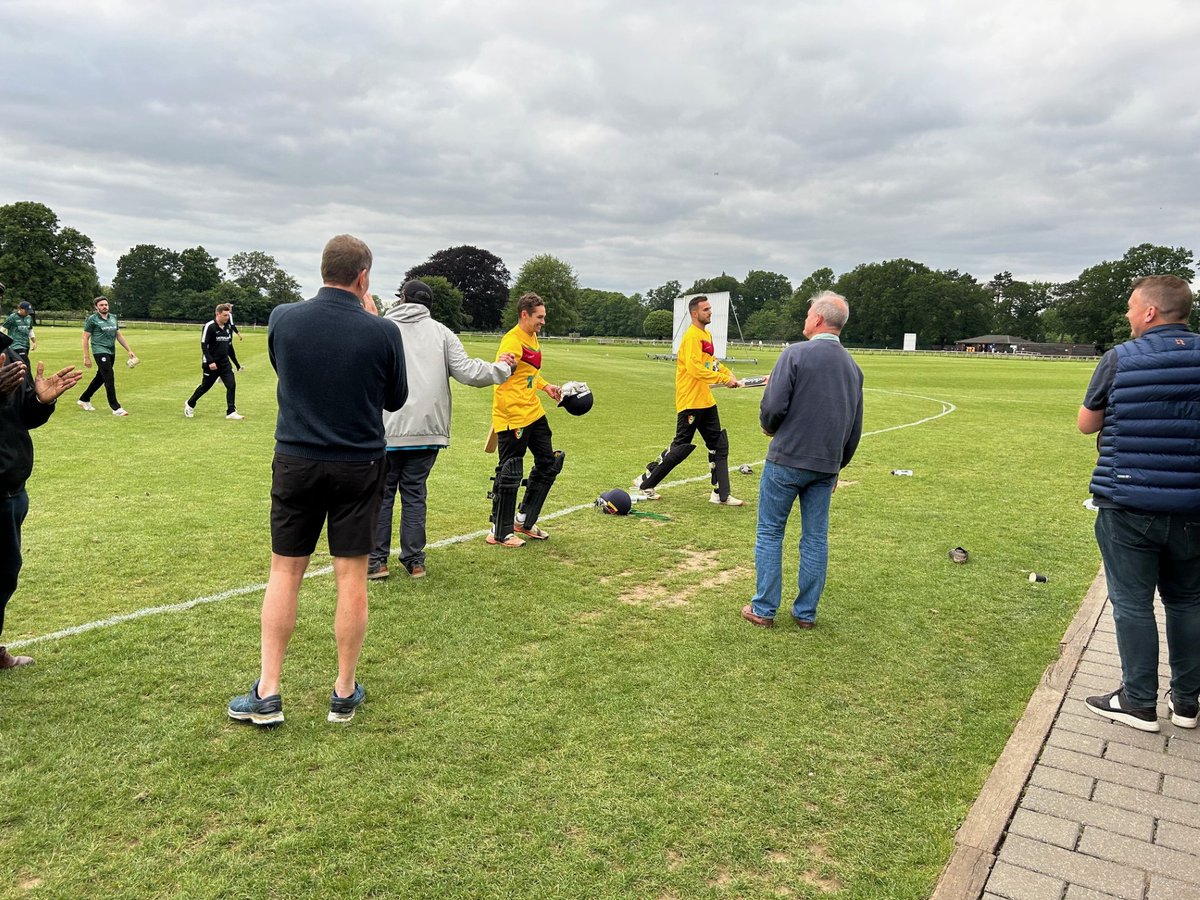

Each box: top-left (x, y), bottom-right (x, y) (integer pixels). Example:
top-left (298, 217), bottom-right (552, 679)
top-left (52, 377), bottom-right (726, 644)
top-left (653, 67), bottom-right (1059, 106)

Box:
top-left (328, 682), bottom-right (365, 723)
top-left (227, 680), bottom-right (284, 726)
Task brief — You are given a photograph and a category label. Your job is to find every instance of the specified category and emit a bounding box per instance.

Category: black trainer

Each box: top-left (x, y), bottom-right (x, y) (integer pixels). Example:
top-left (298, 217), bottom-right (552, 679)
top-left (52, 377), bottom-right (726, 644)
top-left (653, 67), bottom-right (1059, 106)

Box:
top-left (328, 682), bottom-right (365, 723)
top-left (1168, 693), bottom-right (1200, 729)
top-left (227, 680), bottom-right (284, 726)
top-left (1084, 688), bottom-right (1160, 732)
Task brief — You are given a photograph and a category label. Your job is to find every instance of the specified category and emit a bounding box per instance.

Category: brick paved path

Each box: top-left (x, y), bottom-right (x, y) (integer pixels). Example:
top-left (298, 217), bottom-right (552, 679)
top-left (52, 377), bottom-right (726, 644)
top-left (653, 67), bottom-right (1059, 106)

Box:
top-left (982, 596), bottom-right (1200, 899)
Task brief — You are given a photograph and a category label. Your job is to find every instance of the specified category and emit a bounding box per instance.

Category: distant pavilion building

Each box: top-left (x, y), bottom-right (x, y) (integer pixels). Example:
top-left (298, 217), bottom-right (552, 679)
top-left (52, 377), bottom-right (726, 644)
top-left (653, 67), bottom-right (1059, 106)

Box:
top-left (954, 334), bottom-right (1026, 353)
top-left (953, 335), bottom-right (1098, 356)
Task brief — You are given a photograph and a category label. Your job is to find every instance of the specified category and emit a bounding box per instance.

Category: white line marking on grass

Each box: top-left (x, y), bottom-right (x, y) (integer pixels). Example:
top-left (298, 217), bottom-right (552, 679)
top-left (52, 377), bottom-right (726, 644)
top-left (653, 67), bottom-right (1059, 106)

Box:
top-left (13, 390), bottom-right (955, 649)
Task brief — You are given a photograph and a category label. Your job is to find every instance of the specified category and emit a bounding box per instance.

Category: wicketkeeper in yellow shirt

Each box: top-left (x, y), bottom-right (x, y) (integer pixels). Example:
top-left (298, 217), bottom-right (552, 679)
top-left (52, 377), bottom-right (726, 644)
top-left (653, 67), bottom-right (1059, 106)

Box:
top-left (488, 292), bottom-right (564, 547)
top-left (632, 295), bottom-right (745, 506)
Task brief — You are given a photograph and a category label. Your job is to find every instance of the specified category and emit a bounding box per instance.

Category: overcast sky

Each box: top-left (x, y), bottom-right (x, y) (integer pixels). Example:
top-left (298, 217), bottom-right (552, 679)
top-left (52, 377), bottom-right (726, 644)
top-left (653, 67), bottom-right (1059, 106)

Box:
top-left (3, 0), bottom-right (1199, 299)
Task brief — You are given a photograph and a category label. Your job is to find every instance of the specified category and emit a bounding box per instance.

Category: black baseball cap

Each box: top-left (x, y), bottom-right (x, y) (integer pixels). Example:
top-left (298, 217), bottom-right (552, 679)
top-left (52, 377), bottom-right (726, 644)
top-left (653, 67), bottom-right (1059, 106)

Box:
top-left (397, 279), bottom-right (433, 306)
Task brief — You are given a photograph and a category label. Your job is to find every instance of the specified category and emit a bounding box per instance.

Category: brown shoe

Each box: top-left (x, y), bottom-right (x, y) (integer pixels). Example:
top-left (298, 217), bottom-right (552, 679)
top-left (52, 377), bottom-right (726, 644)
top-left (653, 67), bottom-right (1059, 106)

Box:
top-left (367, 565), bottom-right (390, 581)
top-left (791, 615), bottom-right (816, 629)
top-left (0, 646), bottom-right (34, 669)
top-left (408, 564), bottom-right (426, 578)
top-left (740, 605), bottom-right (774, 628)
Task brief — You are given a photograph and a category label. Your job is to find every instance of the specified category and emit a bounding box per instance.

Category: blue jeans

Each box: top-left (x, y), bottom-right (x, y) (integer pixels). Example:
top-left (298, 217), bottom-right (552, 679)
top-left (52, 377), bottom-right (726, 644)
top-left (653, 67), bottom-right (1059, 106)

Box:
top-left (1095, 507), bottom-right (1200, 708)
top-left (1, 489), bottom-right (30, 639)
top-left (370, 449), bottom-right (439, 571)
top-left (749, 461), bottom-right (837, 622)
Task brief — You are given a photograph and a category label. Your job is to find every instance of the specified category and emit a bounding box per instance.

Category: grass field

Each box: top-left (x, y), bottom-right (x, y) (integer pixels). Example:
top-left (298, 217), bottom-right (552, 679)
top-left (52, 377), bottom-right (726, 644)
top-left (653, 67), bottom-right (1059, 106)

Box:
top-left (0, 325), bottom-right (1103, 898)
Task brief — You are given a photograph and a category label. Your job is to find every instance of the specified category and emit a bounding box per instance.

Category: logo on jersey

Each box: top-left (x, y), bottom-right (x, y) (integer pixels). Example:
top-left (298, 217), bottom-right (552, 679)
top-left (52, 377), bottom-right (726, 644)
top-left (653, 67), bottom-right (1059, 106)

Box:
top-left (700, 339), bottom-right (715, 356)
top-left (521, 347), bottom-right (542, 369)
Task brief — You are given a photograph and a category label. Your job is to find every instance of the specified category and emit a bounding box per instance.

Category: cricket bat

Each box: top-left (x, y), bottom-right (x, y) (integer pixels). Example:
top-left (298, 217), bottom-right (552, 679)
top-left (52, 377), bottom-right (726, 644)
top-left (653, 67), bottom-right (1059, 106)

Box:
top-left (484, 426), bottom-right (498, 453)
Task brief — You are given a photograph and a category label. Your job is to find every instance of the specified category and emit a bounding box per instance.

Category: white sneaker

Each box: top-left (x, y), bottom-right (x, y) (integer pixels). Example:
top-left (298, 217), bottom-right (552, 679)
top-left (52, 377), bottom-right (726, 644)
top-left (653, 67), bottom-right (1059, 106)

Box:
top-left (77, 400), bottom-right (95, 411)
top-left (632, 475), bottom-right (660, 500)
top-left (709, 491), bottom-right (745, 506)
top-left (112, 408), bottom-right (129, 417)
top-left (632, 482), bottom-right (660, 500)
top-left (183, 403), bottom-right (194, 418)
top-left (226, 412), bottom-right (244, 420)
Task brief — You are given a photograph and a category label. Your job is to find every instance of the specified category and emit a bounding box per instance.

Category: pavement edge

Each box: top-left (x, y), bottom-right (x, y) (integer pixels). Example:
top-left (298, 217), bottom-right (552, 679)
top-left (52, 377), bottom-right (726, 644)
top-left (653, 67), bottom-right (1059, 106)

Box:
top-left (929, 567), bottom-right (1108, 899)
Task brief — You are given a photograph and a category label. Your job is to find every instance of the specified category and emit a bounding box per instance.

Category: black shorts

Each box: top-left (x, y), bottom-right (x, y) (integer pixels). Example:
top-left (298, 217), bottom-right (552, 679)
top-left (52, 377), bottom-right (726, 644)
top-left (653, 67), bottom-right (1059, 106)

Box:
top-left (270, 453), bottom-right (388, 557)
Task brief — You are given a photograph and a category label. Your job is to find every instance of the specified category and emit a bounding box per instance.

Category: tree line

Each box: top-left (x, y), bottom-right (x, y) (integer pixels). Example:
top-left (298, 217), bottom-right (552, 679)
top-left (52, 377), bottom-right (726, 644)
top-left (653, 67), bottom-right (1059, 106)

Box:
top-left (0, 202), bottom-right (302, 324)
top-left (2, 201), bottom-right (1195, 349)
top-left (481, 244), bottom-right (1196, 351)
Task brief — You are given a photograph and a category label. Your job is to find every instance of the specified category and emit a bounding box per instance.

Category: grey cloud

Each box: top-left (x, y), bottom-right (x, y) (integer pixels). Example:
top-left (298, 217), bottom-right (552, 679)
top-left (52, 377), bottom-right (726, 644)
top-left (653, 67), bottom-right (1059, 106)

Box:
top-left (3, 0), bottom-right (1200, 300)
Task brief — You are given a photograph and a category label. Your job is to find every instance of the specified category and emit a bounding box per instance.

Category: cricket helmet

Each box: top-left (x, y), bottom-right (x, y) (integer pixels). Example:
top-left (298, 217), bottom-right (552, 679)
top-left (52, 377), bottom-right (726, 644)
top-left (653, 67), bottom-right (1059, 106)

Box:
top-left (595, 488), bottom-right (632, 515)
top-left (558, 380), bottom-right (593, 416)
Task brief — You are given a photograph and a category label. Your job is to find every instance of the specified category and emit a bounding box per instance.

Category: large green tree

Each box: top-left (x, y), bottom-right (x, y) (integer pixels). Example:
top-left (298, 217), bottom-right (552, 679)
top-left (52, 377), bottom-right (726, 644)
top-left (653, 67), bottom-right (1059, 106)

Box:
top-left (834, 259), bottom-right (993, 347)
top-left (642, 279), bottom-right (682, 312)
top-left (642, 309), bottom-right (673, 339)
top-left (0, 201), bottom-right (99, 311)
top-left (778, 267), bottom-right (837, 340)
top-left (112, 244), bottom-right (181, 317)
top-left (407, 246), bottom-right (511, 331)
top-left (577, 288), bottom-right (646, 337)
top-left (505, 254), bottom-right (580, 335)
top-left (740, 270), bottom-right (793, 320)
top-left (1054, 244), bottom-right (1195, 349)
top-left (987, 272), bottom-right (1054, 342)
top-left (178, 246), bottom-right (223, 292)
top-left (423, 275), bottom-right (466, 332)
top-left (744, 308), bottom-right (780, 340)
top-left (906, 269), bottom-right (993, 347)
top-left (227, 250), bottom-right (303, 322)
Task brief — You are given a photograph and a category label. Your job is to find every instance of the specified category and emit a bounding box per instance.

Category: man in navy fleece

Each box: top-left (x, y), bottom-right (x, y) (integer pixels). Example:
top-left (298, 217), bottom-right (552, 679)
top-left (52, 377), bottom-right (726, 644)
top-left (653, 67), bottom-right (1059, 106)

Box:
top-left (741, 291), bottom-right (863, 629)
top-left (228, 234), bottom-right (407, 726)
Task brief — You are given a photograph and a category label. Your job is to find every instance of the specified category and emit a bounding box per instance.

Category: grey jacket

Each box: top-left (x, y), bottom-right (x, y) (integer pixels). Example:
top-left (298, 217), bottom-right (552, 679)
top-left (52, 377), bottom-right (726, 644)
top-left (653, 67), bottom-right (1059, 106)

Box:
top-left (381, 303), bottom-right (512, 448)
top-left (760, 334), bottom-right (864, 474)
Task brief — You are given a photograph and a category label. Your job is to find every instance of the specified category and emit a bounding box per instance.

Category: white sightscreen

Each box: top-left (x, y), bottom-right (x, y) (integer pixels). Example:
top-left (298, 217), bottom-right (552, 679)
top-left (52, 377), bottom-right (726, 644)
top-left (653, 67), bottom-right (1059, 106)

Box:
top-left (672, 292), bottom-right (730, 358)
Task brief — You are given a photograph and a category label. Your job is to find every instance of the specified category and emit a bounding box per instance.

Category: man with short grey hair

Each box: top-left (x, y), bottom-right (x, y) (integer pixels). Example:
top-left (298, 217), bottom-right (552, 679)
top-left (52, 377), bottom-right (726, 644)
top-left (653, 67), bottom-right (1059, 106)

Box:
top-left (741, 291), bottom-right (863, 628)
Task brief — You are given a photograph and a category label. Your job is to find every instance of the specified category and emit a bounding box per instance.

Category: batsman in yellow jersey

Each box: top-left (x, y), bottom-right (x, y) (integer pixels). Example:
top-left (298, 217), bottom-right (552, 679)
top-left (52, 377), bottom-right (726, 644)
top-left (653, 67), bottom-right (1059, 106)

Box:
top-left (488, 292), bottom-right (564, 547)
top-left (632, 295), bottom-right (745, 506)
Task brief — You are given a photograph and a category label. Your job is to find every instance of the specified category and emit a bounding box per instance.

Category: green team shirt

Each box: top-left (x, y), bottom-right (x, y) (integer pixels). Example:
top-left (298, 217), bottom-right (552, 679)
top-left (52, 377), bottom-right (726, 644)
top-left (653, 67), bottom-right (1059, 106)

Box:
top-left (84, 312), bottom-right (121, 355)
top-left (3, 313), bottom-right (34, 350)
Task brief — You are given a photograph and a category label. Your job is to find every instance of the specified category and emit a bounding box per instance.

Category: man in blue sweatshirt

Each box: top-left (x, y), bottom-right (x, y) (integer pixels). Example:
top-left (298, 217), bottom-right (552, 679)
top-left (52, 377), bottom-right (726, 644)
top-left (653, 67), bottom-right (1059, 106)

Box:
top-left (228, 235), bottom-right (407, 726)
top-left (741, 291), bottom-right (863, 629)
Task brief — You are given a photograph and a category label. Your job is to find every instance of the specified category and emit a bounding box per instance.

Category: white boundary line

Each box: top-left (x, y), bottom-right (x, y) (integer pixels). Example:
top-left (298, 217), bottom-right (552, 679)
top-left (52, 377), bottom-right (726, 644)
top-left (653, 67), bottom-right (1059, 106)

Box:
top-left (10, 389), bottom-right (955, 650)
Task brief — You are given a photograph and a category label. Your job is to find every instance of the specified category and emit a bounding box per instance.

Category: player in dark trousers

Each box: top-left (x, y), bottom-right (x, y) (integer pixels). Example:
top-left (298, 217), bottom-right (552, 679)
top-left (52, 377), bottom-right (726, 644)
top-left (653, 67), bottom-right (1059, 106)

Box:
top-left (632, 295), bottom-right (745, 505)
top-left (78, 297), bottom-right (137, 416)
top-left (185, 302), bottom-right (244, 420)
top-left (487, 293), bottom-right (563, 547)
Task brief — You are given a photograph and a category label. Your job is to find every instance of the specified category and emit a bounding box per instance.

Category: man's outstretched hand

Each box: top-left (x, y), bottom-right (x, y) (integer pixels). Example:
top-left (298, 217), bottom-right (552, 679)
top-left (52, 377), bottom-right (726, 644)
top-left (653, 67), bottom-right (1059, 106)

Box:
top-left (34, 362), bottom-right (83, 404)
